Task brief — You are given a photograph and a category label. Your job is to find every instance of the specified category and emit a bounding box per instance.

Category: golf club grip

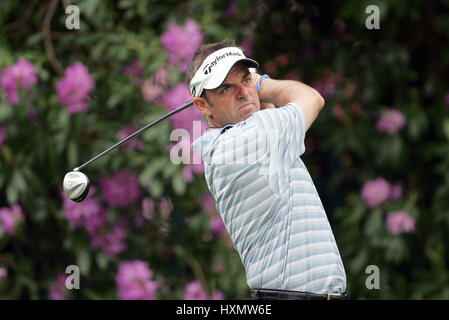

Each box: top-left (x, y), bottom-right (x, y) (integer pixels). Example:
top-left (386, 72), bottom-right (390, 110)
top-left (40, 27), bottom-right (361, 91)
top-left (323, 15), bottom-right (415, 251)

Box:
top-left (74, 100), bottom-right (194, 172)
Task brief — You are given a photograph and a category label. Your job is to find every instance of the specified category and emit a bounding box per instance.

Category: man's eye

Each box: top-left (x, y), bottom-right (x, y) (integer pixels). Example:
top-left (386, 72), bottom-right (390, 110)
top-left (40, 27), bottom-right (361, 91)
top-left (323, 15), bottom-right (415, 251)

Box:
top-left (221, 87), bottom-right (230, 94)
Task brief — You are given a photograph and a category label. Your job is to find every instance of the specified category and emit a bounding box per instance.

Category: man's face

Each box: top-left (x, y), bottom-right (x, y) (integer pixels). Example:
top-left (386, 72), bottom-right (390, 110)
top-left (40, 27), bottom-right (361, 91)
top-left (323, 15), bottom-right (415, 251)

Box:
top-left (195, 63), bottom-right (261, 127)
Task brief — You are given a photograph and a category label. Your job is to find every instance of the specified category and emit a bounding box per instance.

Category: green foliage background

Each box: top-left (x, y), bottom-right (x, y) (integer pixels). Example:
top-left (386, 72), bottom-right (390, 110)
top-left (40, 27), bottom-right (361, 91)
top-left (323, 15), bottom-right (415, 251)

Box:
top-left (1, 0), bottom-right (449, 299)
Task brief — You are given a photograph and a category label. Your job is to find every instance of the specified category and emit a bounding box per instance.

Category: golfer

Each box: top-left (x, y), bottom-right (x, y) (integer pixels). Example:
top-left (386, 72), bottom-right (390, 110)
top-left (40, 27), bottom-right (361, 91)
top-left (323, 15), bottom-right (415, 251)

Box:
top-left (188, 40), bottom-right (348, 300)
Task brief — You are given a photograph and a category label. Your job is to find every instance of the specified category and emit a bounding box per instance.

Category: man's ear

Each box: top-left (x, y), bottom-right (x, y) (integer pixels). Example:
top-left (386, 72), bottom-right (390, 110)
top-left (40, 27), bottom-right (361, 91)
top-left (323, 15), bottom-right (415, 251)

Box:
top-left (193, 97), bottom-right (212, 118)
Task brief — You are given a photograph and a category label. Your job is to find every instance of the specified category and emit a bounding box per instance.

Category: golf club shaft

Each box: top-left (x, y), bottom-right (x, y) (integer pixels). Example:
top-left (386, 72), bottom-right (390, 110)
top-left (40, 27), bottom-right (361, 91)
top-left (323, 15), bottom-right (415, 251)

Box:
top-left (73, 100), bottom-right (194, 172)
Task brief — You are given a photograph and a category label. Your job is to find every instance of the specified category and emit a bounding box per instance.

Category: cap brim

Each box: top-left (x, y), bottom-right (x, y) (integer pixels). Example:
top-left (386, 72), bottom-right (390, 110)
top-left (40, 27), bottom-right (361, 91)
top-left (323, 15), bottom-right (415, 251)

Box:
top-left (203, 58), bottom-right (259, 90)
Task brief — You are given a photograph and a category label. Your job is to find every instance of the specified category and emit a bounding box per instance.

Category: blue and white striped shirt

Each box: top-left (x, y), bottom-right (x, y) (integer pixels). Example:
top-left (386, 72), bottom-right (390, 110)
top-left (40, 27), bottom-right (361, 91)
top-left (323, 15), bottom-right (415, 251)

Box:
top-left (192, 103), bottom-right (346, 294)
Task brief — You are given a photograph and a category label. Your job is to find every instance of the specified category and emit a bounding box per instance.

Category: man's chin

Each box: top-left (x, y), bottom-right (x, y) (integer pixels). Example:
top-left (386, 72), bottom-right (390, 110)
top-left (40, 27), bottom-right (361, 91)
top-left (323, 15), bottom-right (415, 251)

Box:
top-left (240, 110), bottom-right (256, 121)
top-left (236, 103), bottom-right (260, 122)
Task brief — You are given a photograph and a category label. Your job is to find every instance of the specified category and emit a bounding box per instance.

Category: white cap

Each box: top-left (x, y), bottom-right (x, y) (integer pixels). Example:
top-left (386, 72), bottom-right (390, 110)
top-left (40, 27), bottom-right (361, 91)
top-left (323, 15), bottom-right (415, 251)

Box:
top-left (189, 47), bottom-right (259, 97)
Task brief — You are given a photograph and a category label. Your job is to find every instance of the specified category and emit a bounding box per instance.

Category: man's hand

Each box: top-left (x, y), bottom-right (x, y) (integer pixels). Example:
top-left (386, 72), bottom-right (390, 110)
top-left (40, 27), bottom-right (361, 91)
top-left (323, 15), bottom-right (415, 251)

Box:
top-left (251, 72), bottom-right (275, 110)
top-left (260, 102), bottom-right (276, 110)
top-left (256, 75), bottom-right (325, 132)
top-left (251, 72), bottom-right (261, 88)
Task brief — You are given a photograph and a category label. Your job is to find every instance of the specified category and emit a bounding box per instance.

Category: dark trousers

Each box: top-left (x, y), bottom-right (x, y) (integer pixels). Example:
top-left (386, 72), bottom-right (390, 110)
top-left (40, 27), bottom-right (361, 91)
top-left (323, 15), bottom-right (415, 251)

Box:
top-left (252, 288), bottom-right (350, 300)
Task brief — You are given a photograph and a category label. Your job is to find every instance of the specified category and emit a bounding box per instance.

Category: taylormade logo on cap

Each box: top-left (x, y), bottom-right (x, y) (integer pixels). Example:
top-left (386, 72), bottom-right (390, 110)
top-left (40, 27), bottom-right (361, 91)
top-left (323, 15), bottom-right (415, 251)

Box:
top-left (202, 51), bottom-right (243, 75)
top-left (189, 47), bottom-right (259, 97)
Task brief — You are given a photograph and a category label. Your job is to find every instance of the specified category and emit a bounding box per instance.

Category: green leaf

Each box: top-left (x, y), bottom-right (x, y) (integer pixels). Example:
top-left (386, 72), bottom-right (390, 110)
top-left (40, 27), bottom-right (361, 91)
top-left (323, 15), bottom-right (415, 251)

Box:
top-left (0, 103), bottom-right (13, 121)
top-left (148, 52), bottom-right (167, 71)
top-left (25, 32), bottom-right (43, 47)
top-left (443, 118), bottom-right (449, 140)
top-left (139, 158), bottom-right (166, 183)
top-left (364, 209), bottom-right (384, 238)
top-left (149, 179), bottom-right (163, 198)
top-left (384, 237), bottom-right (407, 264)
top-left (83, 288), bottom-right (103, 300)
top-left (67, 141), bottom-right (78, 169)
top-left (118, 0), bottom-right (136, 9)
top-left (6, 183), bottom-right (18, 204)
top-left (168, 68), bottom-right (182, 86)
top-left (172, 171), bottom-right (186, 195)
top-left (1, 145), bottom-right (13, 165)
top-left (162, 162), bottom-right (178, 178)
top-left (77, 249), bottom-right (90, 276)
top-left (95, 252), bottom-right (108, 270)
top-left (79, 0), bottom-right (102, 20)
top-left (11, 170), bottom-right (27, 193)
top-left (349, 250), bottom-right (368, 274)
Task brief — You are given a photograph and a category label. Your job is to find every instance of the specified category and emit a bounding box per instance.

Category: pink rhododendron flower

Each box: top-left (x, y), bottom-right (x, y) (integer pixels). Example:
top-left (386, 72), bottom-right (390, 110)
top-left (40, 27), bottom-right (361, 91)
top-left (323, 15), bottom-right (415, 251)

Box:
top-left (56, 62), bottom-right (94, 114)
top-left (386, 211), bottom-right (415, 235)
top-left (124, 60), bottom-right (145, 86)
top-left (209, 216), bottom-right (227, 238)
top-left (158, 196), bottom-right (173, 218)
top-left (0, 267), bottom-right (7, 279)
top-left (142, 197), bottom-right (156, 220)
top-left (0, 57), bottom-right (37, 105)
top-left (141, 68), bottom-right (168, 104)
top-left (376, 109), bottom-right (406, 134)
top-left (183, 162), bottom-right (204, 183)
top-left (240, 40), bottom-right (253, 57)
top-left (88, 221), bottom-right (128, 258)
top-left (212, 290), bottom-right (225, 300)
top-left (116, 260), bottom-right (159, 300)
top-left (142, 80), bottom-right (164, 103)
top-left (61, 187), bottom-right (107, 232)
top-left (99, 170), bottom-right (141, 208)
top-left (360, 177), bottom-right (390, 208)
top-left (314, 72), bottom-right (336, 99)
top-left (48, 274), bottom-right (68, 300)
top-left (183, 165), bottom-right (194, 183)
top-left (170, 132), bottom-right (204, 183)
top-left (161, 19), bottom-right (204, 71)
top-left (183, 280), bottom-right (225, 300)
top-left (184, 280), bottom-right (210, 300)
top-left (199, 192), bottom-right (217, 214)
top-left (162, 83), bottom-right (204, 131)
top-left (118, 125), bottom-right (144, 152)
top-left (389, 183), bottom-right (403, 202)
top-left (444, 92), bottom-right (449, 106)
top-left (0, 204), bottom-right (24, 235)
top-left (163, 83), bottom-right (206, 182)
top-left (225, 0), bottom-right (238, 16)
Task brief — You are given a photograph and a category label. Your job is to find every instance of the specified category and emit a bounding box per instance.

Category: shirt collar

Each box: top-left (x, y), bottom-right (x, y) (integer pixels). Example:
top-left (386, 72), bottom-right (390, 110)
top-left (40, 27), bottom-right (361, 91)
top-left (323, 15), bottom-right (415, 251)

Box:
top-left (191, 124), bottom-right (235, 163)
top-left (220, 124), bottom-right (234, 134)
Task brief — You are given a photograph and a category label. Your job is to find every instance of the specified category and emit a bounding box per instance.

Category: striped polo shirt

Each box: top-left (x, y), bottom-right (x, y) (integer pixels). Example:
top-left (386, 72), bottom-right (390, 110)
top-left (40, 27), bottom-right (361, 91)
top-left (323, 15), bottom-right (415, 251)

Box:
top-left (192, 103), bottom-right (346, 294)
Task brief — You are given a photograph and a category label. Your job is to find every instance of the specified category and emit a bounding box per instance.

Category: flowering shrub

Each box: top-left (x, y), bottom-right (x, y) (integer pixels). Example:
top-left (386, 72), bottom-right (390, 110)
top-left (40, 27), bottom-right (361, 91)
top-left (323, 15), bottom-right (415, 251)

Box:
top-left (161, 19), bottom-right (205, 71)
top-left (116, 260), bottom-right (159, 300)
top-left (386, 211), bottom-right (415, 235)
top-left (376, 109), bottom-right (406, 135)
top-left (0, 58), bottom-right (37, 105)
top-left (55, 61), bottom-right (94, 114)
top-left (0, 0), bottom-right (448, 300)
top-left (0, 204), bottom-right (24, 236)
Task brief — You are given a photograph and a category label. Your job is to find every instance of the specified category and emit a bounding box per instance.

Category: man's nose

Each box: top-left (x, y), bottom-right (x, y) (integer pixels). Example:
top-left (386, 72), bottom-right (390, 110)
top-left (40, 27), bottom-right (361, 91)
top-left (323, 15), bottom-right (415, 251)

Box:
top-left (236, 83), bottom-right (250, 99)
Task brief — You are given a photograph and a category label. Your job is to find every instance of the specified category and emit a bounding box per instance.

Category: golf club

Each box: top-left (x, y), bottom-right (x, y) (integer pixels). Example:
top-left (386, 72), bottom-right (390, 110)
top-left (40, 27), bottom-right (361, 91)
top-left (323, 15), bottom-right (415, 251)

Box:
top-left (63, 100), bottom-right (194, 202)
